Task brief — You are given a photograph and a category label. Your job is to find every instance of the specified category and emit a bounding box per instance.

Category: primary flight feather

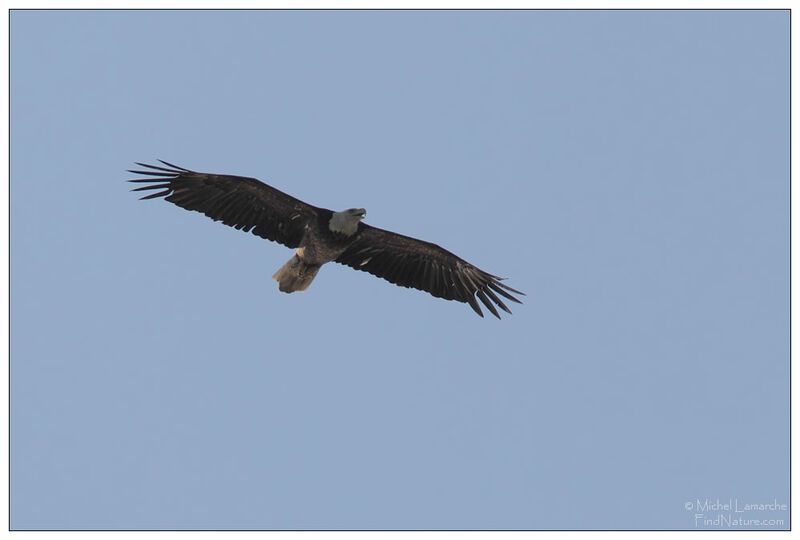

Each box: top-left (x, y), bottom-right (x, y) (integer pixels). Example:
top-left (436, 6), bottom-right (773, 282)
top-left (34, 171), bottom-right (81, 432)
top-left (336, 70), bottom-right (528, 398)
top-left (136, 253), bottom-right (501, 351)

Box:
top-left (129, 160), bottom-right (523, 318)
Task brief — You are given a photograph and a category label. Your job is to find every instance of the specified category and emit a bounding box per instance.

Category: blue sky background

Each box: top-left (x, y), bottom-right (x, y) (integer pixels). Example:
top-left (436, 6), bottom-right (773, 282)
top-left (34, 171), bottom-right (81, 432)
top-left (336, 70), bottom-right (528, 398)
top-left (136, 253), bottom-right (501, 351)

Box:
top-left (10, 10), bottom-right (789, 530)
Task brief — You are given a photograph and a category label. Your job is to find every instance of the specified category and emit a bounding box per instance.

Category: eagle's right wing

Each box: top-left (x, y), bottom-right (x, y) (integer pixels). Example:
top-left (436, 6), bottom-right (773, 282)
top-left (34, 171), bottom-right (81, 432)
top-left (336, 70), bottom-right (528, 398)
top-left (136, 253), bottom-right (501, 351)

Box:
top-left (336, 223), bottom-right (523, 318)
top-left (129, 160), bottom-right (321, 249)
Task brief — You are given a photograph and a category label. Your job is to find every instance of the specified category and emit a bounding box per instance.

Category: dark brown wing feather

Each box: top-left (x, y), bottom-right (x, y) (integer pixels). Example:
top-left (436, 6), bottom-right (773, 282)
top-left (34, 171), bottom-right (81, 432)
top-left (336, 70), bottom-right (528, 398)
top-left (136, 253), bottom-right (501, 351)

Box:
top-left (128, 160), bottom-right (321, 248)
top-left (336, 224), bottom-right (524, 318)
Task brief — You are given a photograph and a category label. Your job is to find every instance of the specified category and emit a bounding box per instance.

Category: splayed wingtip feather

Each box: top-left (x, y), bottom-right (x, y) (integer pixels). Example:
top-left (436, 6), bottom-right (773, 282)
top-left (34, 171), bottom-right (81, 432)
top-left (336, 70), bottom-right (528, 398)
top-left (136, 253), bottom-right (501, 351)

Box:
top-left (475, 289), bottom-right (500, 319)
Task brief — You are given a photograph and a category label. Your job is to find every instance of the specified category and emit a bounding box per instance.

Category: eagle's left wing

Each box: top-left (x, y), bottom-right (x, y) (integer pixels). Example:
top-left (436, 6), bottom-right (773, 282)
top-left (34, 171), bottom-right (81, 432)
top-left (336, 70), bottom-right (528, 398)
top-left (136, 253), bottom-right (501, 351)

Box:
top-left (335, 223), bottom-right (523, 318)
top-left (128, 160), bottom-right (322, 249)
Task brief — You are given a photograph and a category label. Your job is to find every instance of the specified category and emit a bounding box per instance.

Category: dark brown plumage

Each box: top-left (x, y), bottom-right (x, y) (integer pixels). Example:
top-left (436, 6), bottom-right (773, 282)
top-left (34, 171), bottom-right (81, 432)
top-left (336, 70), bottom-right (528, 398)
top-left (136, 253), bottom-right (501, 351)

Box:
top-left (129, 160), bottom-right (524, 318)
top-left (335, 226), bottom-right (523, 318)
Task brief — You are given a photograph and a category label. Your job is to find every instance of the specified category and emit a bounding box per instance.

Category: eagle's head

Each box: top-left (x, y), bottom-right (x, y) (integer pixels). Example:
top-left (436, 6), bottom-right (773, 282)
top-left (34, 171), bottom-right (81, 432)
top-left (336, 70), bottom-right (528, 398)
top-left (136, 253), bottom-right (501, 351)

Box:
top-left (329, 208), bottom-right (367, 236)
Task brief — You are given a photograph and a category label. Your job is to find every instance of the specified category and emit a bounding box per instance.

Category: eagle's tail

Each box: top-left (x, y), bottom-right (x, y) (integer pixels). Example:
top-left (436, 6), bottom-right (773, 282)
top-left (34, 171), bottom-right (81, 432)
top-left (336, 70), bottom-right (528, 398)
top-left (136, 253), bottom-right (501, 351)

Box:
top-left (272, 254), bottom-right (320, 293)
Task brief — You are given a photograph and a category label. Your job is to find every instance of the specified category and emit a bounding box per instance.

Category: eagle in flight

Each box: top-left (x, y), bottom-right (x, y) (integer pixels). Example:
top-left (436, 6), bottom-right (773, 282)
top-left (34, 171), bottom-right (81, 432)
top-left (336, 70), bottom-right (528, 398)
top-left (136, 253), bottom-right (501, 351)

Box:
top-left (129, 161), bottom-right (523, 318)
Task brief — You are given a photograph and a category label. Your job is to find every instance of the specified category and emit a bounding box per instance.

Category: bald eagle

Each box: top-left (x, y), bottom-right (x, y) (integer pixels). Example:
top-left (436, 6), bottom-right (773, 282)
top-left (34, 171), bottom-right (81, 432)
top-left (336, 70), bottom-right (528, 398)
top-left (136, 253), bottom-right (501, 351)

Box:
top-left (129, 161), bottom-right (523, 318)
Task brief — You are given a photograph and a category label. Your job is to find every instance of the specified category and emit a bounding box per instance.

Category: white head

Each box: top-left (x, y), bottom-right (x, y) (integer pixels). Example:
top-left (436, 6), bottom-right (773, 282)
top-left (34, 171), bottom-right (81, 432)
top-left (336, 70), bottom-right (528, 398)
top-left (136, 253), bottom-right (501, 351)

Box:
top-left (329, 208), bottom-right (366, 236)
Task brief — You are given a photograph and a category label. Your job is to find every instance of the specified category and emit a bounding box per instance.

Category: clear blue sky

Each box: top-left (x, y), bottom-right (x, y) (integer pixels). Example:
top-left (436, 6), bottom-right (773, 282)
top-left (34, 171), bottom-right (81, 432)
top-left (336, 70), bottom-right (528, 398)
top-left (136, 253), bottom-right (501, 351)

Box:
top-left (10, 10), bottom-right (788, 530)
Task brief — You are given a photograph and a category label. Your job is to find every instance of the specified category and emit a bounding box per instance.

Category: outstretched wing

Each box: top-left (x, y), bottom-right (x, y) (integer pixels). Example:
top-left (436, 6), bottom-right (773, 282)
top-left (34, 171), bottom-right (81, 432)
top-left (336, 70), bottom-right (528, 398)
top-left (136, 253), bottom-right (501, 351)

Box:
top-left (335, 224), bottom-right (524, 318)
top-left (128, 160), bottom-right (321, 249)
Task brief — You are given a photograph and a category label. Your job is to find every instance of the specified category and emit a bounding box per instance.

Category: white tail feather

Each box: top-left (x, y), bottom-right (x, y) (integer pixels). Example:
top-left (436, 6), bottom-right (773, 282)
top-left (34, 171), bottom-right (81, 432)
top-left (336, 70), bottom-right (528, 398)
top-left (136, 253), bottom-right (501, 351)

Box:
top-left (272, 254), bottom-right (320, 293)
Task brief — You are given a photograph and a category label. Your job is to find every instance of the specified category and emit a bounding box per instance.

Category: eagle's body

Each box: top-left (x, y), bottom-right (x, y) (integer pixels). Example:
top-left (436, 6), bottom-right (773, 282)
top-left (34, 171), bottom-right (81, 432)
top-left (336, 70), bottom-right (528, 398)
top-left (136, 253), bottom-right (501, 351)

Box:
top-left (272, 207), bottom-right (366, 293)
top-left (129, 161), bottom-right (523, 318)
